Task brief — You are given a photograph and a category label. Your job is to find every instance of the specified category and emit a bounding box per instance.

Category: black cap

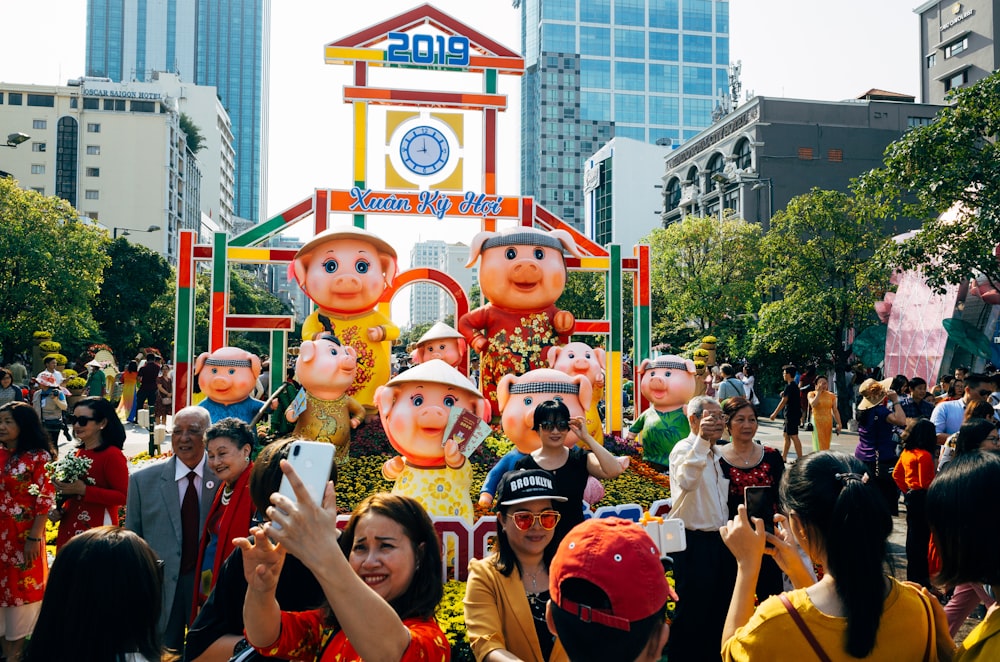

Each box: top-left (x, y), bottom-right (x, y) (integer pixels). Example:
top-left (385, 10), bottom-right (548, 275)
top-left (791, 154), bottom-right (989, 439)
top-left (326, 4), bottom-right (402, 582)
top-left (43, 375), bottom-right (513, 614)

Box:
top-left (495, 469), bottom-right (568, 508)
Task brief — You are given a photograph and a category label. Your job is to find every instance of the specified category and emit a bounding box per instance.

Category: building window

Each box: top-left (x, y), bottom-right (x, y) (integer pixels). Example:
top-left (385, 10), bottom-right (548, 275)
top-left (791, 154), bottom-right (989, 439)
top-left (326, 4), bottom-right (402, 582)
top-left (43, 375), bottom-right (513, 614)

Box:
top-left (907, 116), bottom-right (933, 129)
top-left (56, 116), bottom-right (79, 207)
top-left (683, 98), bottom-right (713, 127)
top-left (86, 145), bottom-right (101, 155)
top-left (83, 98), bottom-right (99, 110)
top-left (87, 123), bottom-right (101, 133)
top-left (649, 0), bottom-right (679, 29)
top-left (682, 66), bottom-right (713, 96)
top-left (542, 23), bottom-right (576, 53)
top-left (649, 32), bottom-right (679, 62)
top-left (734, 138), bottom-right (752, 170)
top-left (650, 95), bottom-right (679, 125)
top-left (131, 100), bottom-right (155, 113)
top-left (542, 0), bottom-right (576, 21)
top-left (649, 64), bottom-right (680, 93)
top-left (0, 92), bottom-right (4, 104)
top-left (944, 70), bottom-right (969, 92)
top-left (85, 190), bottom-right (100, 200)
top-left (665, 178), bottom-right (682, 210)
top-left (32, 143), bottom-right (46, 152)
top-left (580, 27), bottom-right (610, 56)
top-left (683, 35), bottom-right (713, 64)
top-left (616, 94), bottom-right (645, 123)
top-left (86, 167), bottom-right (100, 177)
top-left (707, 153), bottom-right (725, 181)
top-left (8, 93), bottom-right (22, 105)
top-left (30, 187), bottom-right (44, 195)
top-left (682, 0), bottom-right (713, 32)
top-left (104, 98), bottom-right (126, 111)
top-left (614, 28), bottom-right (645, 59)
top-left (581, 58), bottom-right (611, 88)
top-left (926, 53), bottom-right (937, 68)
top-left (615, 61), bottom-right (646, 91)
top-left (944, 37), bottom-right (968, 59)
top-left (32, 119), bottom-right (47, 130)
top-left (827, 149), bottom-right (843, 162)
top-left (30, 164), bottom-right (45, 175)
top-left (615, 0), bottom-right (645, 27)
top-left (26, 94), bottom-right (55, 107)
top-left (70, 97), bottom-right (78, 108)
top-left (798, 147), bottom-right (814, 160)
top-left (581, 0), bottom-right (611, 23)
top-left (88, 211), bottom-right (99, 220)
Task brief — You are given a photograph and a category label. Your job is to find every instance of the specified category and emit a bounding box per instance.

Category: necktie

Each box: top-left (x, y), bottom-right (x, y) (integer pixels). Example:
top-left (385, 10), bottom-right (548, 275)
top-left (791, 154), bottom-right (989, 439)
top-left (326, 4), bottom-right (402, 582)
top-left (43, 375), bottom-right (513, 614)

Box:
top-left (180, 471), bottom-right (199, 574)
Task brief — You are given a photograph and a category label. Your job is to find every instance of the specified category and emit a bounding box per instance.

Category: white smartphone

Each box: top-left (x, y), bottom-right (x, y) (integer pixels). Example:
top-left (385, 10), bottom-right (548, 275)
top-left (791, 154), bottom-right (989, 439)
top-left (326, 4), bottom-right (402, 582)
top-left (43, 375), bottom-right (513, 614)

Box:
top-left (277, 441), bottom-right (336, 507)
top-left (659, 517), bottom-right (688, 555)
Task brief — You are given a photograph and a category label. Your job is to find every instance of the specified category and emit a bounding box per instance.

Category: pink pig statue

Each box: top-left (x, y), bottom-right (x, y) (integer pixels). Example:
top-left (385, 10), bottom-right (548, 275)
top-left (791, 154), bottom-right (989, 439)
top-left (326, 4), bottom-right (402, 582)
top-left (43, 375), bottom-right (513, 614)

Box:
top-left (410, 322), bottom-right (467, 372)
top-left (458, 227), bottom-right (582, 410)
top-left (547, 342), bottom-right (606, 440)
top-left (287, 328), bottom-right (365, 464)
top-left (195, 347), bottom-right (265, 424)
top-left (626, 355), bottom-right (697, 468)
top-left (291, 226), bottom-right (399, 413)
top-left (376, 359), bottom-right (490, 523)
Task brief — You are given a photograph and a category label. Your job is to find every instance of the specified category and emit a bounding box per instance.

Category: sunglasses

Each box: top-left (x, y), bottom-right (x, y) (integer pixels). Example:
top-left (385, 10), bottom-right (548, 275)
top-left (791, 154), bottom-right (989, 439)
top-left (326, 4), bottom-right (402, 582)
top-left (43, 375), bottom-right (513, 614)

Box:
top-left (977, 388), bottom-right (994, 397)
top-left (68, 414), bottom-right (98, 425)
top-left (509, 510), bottom-right (561, 531)
top-left (537, 421), bottom-right (569, 431)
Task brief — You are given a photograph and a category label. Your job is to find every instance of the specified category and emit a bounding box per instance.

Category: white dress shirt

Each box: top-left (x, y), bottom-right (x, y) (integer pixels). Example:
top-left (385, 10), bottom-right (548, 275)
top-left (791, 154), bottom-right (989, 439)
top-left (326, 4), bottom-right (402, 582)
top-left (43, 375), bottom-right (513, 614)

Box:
top-left (668, 432), bottom-right (729, 532)
top-left (174, 454), bottom-right (209, 505)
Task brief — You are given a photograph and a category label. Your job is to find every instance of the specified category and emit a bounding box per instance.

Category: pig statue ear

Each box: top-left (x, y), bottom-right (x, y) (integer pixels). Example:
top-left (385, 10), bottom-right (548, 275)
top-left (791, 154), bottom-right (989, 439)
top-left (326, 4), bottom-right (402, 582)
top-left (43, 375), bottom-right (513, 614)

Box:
top-left (248, 353), bottom-right (262, 380)
top-left (291, 253), bottom-right (310, 292)
top-left (343, 344), bottom-right (358, 360)
top-left (638, 358), bottom-right (653, 375)
top-left (497, 374), bottom-right (518, 413)
top-left (194, 352), bottom-right (211, 375)
top-left (545, 345), bottom-right (562, 368)
top-left (375, 385), bottom-right (398, 417)
top-left (685, 359), bottom-right (696, 373)
top-left (298, 341), bottom-right (316, 363)
top-left (476, 397), bottom-right (492, 422)
top-left (465, 231), bottom-right (495, 267)
top-left (550, 229), bottom-right (584, 258)
top-left (594, 347), bottom-right (607, 370)
top-left (574, 375), bottom-right (593, 411)
top-left (410, 349), bottom-right (421, 365)
top-left (380, 252), bottom-right (399, 287)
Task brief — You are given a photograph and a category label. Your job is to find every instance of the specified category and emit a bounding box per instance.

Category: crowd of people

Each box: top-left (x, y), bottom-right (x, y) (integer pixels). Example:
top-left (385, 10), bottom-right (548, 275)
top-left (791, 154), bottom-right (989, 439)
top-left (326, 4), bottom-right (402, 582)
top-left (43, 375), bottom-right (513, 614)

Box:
top-left (2, 352), bottom-right (1000, 662)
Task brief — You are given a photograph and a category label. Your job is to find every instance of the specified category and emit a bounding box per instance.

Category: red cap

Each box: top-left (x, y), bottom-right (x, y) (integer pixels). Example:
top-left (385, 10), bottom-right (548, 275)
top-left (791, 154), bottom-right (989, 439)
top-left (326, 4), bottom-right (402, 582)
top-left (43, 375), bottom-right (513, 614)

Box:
top-left (549, 517), bottom-right (668, 631)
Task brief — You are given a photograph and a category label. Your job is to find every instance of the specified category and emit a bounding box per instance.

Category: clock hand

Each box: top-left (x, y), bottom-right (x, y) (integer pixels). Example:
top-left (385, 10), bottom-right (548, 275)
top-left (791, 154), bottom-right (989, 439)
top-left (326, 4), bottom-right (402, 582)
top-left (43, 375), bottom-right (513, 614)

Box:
top-left (420, 138), bottom-right (428, 154)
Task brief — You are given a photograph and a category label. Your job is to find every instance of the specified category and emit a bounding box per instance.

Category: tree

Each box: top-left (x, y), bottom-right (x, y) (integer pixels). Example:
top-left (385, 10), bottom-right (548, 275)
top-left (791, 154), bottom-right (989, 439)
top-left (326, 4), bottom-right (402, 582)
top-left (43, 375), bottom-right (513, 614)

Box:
top-left (93, 238), bottom-right (173, 359)
top-left (179, 113), bottom-right (205, 154)
top-left (0, 178), bottom-right (110, 361)
top-left (191, 267), bottom-right (292, 358)
top-left (752, 189), bottom-right (887, 399)
top-left (854, 70), bottom-right (1000, 291)
top-left (645, 213), bottom-right (763, 354)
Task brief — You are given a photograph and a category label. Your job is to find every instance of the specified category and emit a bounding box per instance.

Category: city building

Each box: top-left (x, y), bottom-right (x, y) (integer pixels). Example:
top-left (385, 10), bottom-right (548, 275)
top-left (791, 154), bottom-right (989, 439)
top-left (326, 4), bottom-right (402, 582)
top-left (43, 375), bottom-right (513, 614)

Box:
top-left (518, 0), bottom-right (729, 230)
top-left (408, 240), bottom-right (476, 326)
top-left (916, 0), bottom-right (998, 104)
top-left (265, 235), bottom-right (311, 325)
top-left (0, 78), bottom-right (234, 263)
top-left (659, 93), bottom-right (943, 231)
top-left (583, 136), bottom-right (671, 249)
top-left (85, 0), bottom-right (269, 224)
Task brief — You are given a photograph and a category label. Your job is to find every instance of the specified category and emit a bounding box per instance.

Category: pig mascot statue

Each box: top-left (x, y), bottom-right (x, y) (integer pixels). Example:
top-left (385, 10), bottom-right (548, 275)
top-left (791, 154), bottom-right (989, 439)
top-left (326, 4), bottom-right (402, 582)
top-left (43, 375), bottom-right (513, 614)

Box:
top-left (410, 322), bottom-right (467, 372)
top-left (291, 227), bottom-right (399, 413)
top-left (195, 347), bottom-right (265, 424)
top-left (627, 355), bottom-right (697, 469)
top-left (479, 368), bottom-right (612, 507)
top-left (458, 227), bottom-right (582, 410)
top-left (547, 342), bottom-right (606, 440)
top-left (287, 320), bottom-right (365, 464)
top-left (377, 359), bottom-right (490, 523)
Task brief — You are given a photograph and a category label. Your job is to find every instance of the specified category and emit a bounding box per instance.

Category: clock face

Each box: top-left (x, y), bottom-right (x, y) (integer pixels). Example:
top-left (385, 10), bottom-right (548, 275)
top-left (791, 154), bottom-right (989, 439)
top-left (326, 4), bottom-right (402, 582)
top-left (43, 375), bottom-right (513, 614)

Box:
top-left (399, 125), bottom-right (451, 176)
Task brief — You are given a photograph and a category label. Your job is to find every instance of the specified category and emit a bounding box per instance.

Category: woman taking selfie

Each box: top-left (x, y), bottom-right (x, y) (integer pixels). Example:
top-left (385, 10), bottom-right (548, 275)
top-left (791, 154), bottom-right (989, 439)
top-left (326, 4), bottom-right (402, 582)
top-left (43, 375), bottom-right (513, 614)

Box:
top-left (0, 402), bottom-right (55, 661)
top-left (720, 451), bottom-right (936, 661)
top-left (465, 469), bottom-right (569, 662)
top-left (53, 396), bottom-right (129, 549)
top-left (238, 465), bottom-right (449, 661)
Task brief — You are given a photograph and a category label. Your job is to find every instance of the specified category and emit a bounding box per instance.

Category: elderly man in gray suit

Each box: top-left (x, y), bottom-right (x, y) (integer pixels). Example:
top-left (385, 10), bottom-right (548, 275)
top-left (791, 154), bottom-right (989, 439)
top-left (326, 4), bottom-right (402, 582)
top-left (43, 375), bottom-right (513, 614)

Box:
top-left (126, 406), bottom-right (218, 652)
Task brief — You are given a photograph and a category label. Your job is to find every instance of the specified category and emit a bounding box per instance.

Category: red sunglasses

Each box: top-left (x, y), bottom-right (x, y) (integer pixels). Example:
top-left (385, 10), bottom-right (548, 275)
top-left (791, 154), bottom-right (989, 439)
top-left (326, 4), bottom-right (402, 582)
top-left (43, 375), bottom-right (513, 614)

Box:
top-left (509, 510), bottom-right (561, 531)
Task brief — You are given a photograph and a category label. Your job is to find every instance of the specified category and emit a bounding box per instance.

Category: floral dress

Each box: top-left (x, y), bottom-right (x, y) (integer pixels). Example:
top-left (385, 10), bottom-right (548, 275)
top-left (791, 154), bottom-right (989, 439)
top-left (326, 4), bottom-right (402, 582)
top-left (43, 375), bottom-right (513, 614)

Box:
top-left (55, 446), bottom-right (129, 549)
top-left (116, 370), bottom-right (138, 420)
top-left (0, 448), bottom-right (55, 606)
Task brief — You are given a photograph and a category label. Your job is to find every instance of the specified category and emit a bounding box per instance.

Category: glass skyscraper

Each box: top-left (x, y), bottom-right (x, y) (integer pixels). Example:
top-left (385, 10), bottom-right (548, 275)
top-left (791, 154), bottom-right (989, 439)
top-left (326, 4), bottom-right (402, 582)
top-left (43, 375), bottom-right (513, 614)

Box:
top-left (85, 0), bottom-right (268, 224)
top-left (519, 0), bottom-right (729, 230)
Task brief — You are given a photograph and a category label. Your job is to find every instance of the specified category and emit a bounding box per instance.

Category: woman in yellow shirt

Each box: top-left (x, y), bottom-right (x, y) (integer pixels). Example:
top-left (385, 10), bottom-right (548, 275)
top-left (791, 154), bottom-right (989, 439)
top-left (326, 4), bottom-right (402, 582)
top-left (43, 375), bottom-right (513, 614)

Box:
top-left (720, 451), bottom-right (936, 661)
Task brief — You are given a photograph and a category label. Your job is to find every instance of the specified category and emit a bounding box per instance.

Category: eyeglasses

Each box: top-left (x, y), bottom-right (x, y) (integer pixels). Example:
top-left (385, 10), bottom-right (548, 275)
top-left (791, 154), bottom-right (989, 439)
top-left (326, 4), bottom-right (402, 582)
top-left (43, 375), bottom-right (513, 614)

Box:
top-left (68, 415), bottom-right (97, 425)
top-left (509, 510), bottom-right (561, 531)
top-left (537, 421), bottom-right (569, 432)
top-left (985, 434), bottom-right (1000, 445)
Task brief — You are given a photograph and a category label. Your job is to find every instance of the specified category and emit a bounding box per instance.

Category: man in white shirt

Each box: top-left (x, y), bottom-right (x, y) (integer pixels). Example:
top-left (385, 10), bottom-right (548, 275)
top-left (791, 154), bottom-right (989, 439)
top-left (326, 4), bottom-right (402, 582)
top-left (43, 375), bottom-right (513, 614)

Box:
top-left (36, 355), bottom-right (64, 386)
top-left (931, 372), bottom-right (994, 444)
top-left (665, 395), bottom-right (732, 662)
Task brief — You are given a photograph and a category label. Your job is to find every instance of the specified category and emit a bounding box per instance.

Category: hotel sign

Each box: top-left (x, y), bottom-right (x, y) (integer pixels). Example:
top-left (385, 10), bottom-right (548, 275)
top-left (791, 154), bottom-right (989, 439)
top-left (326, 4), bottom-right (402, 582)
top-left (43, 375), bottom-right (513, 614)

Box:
top-left (940, 9), bottom-right (974, 32)
top-left (83, 88), bottom-right (163, 100)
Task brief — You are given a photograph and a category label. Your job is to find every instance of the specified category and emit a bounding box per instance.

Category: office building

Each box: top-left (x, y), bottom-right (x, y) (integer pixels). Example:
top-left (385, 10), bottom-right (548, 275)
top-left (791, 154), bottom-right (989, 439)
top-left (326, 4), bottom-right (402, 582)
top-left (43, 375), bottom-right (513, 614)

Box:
top-left (85, 0), bottom-right (269, 224)
top-left (266, 235), bottom-right (311, 324)
top-left (0, 79), bottom-right (215, 263)
top-left (518, 0), bottom-right (729, 230)
top-left (916, 0), bottom-right (998, 104)
top-left (659, 93), bottom-right (943, 231)
top-left (408, 240), bottom-right (476, 326)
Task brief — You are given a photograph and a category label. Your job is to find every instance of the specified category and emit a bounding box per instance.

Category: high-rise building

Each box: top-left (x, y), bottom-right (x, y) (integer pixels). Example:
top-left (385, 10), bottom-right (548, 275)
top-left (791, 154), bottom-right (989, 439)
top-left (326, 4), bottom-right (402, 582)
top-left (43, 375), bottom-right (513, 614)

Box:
top-left (408, 241), bottom-right (476, 327)
top-left (85, 0), bottom-right (268, 224)
top-left (518, 0), bottom-right (730, 230)
top-left (916, 0), bottom-right (997, 105)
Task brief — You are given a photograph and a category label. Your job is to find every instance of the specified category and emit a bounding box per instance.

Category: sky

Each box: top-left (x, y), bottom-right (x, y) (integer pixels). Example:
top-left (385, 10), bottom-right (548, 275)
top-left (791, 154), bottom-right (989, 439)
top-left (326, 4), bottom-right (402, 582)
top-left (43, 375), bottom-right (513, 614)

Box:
top-left (1, 0), bottom-right (923, 321)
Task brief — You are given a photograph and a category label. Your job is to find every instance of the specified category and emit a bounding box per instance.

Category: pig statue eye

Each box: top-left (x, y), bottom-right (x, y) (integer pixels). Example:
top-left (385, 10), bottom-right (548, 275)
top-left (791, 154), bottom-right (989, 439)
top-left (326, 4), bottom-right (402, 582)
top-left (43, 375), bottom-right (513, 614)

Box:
top-left (443, 395), bottom-right (457, 407)
top-left (534, 248), bottom-right (544, 259)
top-left (228, 369), bottom-right (236, 375)
top-left (505, 248), bottom-right (517, 260)
top-left (329, 347), bottom-right (338, 356)
top-left (585, 352), bottom-right (591, 359)
top-left (648, 370), bottom-right (656, 377)
top-left (355, 260), bottom-right (370, 274)
top-left (412, 395), bottom-right (424, 407)
top-left (523, 396), bottom-right (533, 406)
top-left (323, 259), bottom-right (338, 273)
top-left (210, 368), bottom-right (218, 374)
top-left (664, 371), bottom-right (672, 377)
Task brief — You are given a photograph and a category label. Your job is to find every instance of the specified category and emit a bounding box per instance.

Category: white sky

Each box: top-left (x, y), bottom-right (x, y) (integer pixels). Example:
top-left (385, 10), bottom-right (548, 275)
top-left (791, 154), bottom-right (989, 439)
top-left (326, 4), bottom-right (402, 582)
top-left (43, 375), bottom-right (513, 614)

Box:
top-left (1, 0), bottom-right (921, 322)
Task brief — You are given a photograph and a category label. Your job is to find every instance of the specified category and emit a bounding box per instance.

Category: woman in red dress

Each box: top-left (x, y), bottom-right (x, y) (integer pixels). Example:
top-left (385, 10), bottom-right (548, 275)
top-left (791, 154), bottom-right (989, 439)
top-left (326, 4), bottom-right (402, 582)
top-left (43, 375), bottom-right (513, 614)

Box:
top-left (0, 402), bottom-right (56, 661)
top-left (192, 417), bottom-right (256, 618)
top-left (53, 397), bottom-right (128, 549)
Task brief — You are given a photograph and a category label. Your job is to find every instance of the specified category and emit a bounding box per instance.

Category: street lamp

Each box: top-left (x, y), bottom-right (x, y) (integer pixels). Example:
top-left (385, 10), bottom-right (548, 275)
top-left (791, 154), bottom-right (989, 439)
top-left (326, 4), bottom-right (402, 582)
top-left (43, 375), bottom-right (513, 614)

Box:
top-left (750, 178), bottom-right (774, 228)
top-left (113, 224), bottom-right (161, 239)
top-left (2, 132), bottom-right (30, 148)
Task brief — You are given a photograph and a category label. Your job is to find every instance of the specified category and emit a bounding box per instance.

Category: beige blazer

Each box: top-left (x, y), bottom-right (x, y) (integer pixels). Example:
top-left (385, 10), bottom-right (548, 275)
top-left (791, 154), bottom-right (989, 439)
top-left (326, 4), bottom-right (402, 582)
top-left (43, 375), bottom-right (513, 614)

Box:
top-left (464, 557), bottom-right (569, 662)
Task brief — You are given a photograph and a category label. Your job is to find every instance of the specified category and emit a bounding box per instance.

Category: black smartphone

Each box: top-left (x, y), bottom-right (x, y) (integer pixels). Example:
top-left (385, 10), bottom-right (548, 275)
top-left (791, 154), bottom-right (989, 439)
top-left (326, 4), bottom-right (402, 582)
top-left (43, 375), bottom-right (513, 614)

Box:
top-left (744, 486), bottom-right (775, 537)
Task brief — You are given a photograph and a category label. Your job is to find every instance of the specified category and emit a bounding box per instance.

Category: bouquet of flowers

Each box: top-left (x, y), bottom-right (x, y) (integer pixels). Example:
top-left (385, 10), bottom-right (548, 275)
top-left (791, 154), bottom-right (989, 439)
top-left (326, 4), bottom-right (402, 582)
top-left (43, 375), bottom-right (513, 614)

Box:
top-left (29, 452), bottom-right (95, 500)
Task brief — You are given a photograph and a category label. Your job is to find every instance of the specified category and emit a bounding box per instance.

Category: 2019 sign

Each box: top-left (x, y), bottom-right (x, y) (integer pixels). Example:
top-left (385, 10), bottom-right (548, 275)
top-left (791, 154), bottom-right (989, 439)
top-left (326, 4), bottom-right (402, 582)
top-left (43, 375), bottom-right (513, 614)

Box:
top-left (386, 31), bottom-right (470, 67)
